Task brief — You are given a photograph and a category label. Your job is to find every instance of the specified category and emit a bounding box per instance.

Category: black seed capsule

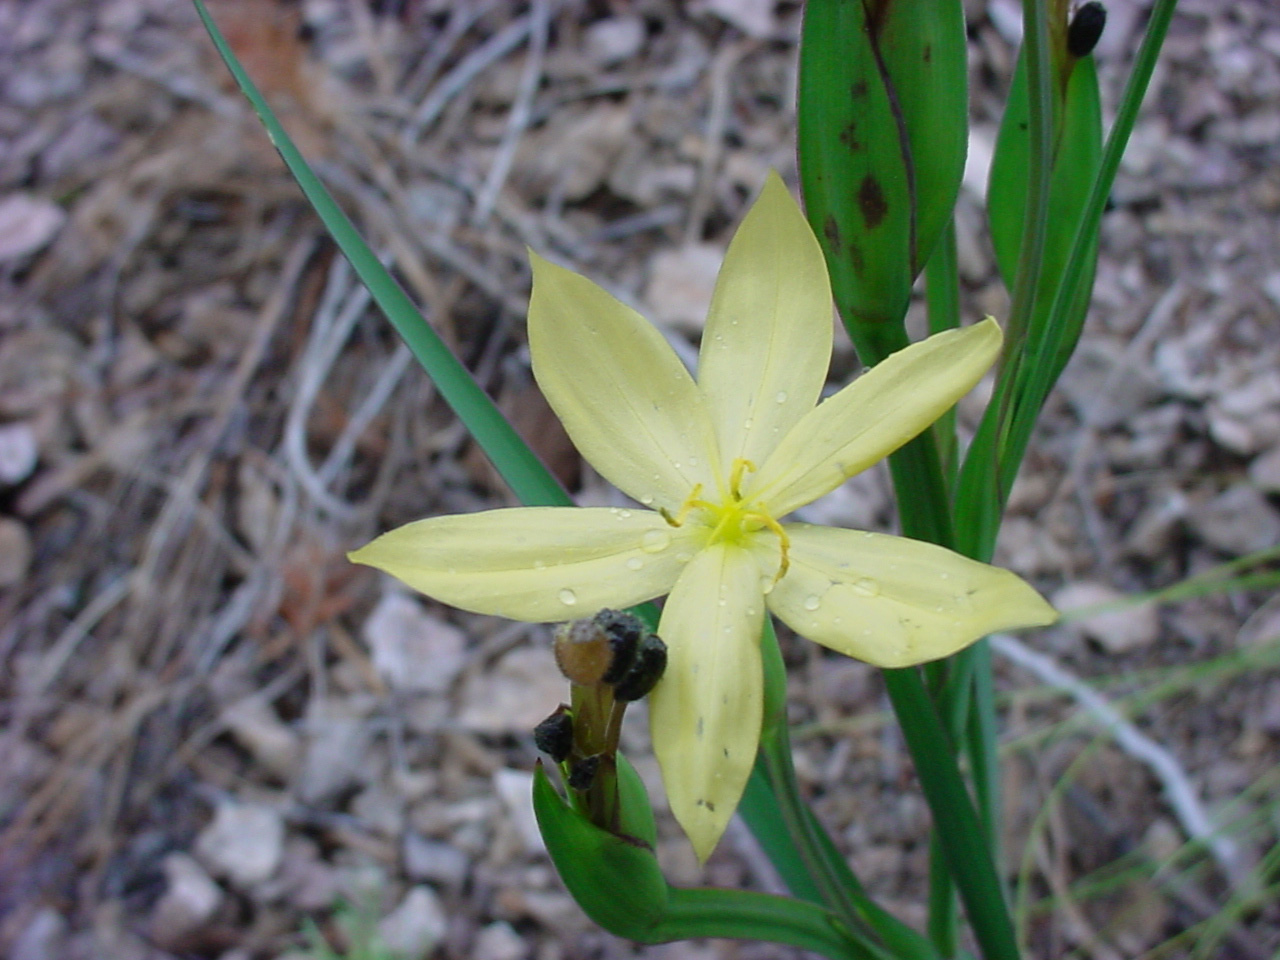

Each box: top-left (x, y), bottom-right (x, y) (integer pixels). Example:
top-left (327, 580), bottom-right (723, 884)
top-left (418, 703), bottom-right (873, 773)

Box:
top-left (567, 754), bottom-right (601, 791)
top-left (1067, 2), bottom-right (1106, 58)
top-left (593, 609), bottom-right (647, 684)
top-left (533, 706), bottom-right (574, 763)
top-left (612, 632), bottom-right (668, 702)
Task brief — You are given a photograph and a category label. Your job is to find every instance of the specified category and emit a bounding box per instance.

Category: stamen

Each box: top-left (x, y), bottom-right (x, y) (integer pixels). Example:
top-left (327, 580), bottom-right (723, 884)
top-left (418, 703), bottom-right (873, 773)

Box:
top-left (728, 458), bottom-right (758, 500)
top-left (746, 510), bottom-right (791, 584)
top-left (659, 483), bottom-right (704, 528)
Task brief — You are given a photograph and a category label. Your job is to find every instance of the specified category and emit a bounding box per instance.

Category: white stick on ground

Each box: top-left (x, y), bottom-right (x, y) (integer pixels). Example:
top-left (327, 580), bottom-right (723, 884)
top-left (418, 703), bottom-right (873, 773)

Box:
top-left (990, 632), bottom-right (1249, 889)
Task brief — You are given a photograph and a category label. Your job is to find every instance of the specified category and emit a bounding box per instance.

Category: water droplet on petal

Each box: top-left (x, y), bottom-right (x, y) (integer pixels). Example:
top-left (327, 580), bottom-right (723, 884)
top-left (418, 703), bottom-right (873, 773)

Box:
top-left (803, 595), bottom-right (821, 611)
top-left (533, 560), bottom-right (546, 570)
top-left (626, 557), bottom-right (644, 571)
top-left (641, 529), bottom-right (671, 553)
top-left (688, 455), bottom-right (698, 467)
top-left (618, 508), bottom-right (633, 518)
top-left (853, 577), bottom-right (880, 597)
top-left (558, 588), bottom-right (578, 606)
top-left (743, 418), bottom-right (754, 431)
top-left (775, 391), bottom-right (788, 404)
top-left (675, 551), bottom-right (694, 563)
top-left (640, 494), bottom-right (655, 505)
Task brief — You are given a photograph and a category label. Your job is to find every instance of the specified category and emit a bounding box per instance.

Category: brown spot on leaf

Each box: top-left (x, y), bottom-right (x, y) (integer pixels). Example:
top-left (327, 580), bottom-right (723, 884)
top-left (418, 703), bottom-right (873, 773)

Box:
top-left (858, 175), bottom-right (889, 229)
top-left (923, 43), bottom-right (932, 64)
top-left (839, 121), bottom-right (862, 152)
top-left (823, 214), bottom-right (842, 254)
top-left (850, 79), bottom-right (868, 99)
top-left (848, 239), bottom-right (865, 275)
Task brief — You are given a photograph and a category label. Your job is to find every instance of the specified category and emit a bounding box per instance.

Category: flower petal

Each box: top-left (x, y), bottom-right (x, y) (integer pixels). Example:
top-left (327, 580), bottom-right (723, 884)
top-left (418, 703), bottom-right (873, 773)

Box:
top-left (697, 172), bottom-right (833, 474)
top-left (763, 523), bottom-right (1056, 668)
top-left (649, 544), bottom-right (764, 863)
top-left (528, 251), bottom-right (719, 510)
top-left (349, 507), bottom-right (699, 621)
top-left (748, 318), bottom-right (1002, 518)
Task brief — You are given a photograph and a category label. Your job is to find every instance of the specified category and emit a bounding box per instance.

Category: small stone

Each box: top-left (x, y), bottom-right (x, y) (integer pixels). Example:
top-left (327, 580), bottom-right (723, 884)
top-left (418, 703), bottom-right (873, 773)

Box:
top-left (699, 0), bottom-right (776, 38)
top-left (195, 802), bottom-right (285, 889)
top-left (363, 592), bottom-right (467, 693)
top-left (473, 921), bottom-right (528, 960)
top-left (298, 703), bottom-right (376, 804)
top-left (151, 853), bottom-right (224, 948)
top-left (0, 194), bottom-right (65, 262)
top-left (1249, 446), bottom-right (1280, 493)
top-left (583, 16), bottom-right (646, 64)
top-left (493, 769), bottom-right (541, 855)
top-left (1189, 484), bottom-right (1280, 555)
top-left (644, 244), bottom-right (723, 334)
top-left (377, 886), bottom-right (448, 960)
top-left (458, 645), bottom-right (565, 735)
top-left (222, 697), bottom-right (299, 780)
top-left (11, 907), bottom-right (67, 960)
top-left (0, 421), bottom-right (37, 484)
top-left (402, 833), bottom-right (470, 886)
top-left (1052, 582), bottom-right (1160, 653)
top-left (0, 517), bottom-right (32, 587)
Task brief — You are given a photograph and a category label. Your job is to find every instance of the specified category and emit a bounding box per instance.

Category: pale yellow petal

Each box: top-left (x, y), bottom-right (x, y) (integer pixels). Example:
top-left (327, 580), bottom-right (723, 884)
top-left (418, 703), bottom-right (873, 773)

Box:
top-left (748, 318), bottom-right (1003, 518)
top-left (697, 171), bottom-right (833, 472)
top-left (528, 251), bottom-right (719, 510)
top-left (349, 507), bottom-right (698, 621)
top-left (649, 544), bottom-right (764, 863)
top-left (762, 523), bottom-right (1056, 668)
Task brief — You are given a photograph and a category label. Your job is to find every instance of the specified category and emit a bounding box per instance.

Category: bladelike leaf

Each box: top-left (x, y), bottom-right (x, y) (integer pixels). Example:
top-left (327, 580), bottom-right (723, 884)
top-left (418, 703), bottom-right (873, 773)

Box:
top-left (988, 24), bottom-right (1103, 381)
top-left (532, 761), bottom-right (668, 941)
top-left (799, 0), bottom-right (967, 349)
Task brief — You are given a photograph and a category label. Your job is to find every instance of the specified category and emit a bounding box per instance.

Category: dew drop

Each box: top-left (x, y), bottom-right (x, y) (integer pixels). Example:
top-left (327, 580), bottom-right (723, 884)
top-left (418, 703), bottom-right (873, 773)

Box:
top-left (640, 494), bottom-right (655, 505)
top-left (803, 594), bottom-right (821, 611)
top-left (743, 418), bottom-right (754, 431)
top-left (775, 391), bottom-right (788, 404)
top-left (533, 560), bottom-right (546, 570)
top-left (641, 529), bottom-right (672, 553)
top-left (558, 588), bottom-right (578, 606)
top-left (852, 577), bottom-right (880, 597)
top-left (626, 557), bottom-right (644, 571)
top-left (675, 551), bottom-right (694, 563)
top-left (617, 508), bottom-right (633, 518)
top-left (687, 455), bottom-right (698, 467)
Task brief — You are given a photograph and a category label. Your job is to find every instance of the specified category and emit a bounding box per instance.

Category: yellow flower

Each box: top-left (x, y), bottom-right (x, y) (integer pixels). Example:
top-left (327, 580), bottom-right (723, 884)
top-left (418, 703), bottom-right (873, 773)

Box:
top-left (350, 172), bottom-right (1055, 861)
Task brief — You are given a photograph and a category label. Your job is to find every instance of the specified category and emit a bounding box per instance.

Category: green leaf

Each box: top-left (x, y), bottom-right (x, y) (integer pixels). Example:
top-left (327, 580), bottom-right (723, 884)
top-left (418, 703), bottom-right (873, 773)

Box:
top-left (191, 0), bottom-right (568, 510)
top-left (533, 762), bottom-right (669, 939)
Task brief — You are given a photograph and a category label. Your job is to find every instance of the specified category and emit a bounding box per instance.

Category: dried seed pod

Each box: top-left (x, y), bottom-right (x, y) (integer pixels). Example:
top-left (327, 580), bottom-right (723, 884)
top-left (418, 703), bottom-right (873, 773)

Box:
top-left (612, 632), bottom-right (668, 702)
top-left (1067, 2), bottom-right (1106, 58)
top-left (567, 754), bottom-right (602, 791)
top-left (552, 609), bottom-right (646, 686)
top-left (533, 705), bottom-right (574, 763)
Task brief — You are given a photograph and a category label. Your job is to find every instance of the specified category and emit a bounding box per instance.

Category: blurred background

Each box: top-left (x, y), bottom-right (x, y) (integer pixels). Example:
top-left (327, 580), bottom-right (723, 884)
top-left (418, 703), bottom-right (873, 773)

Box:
top-left (1, 0), bottom-right (1278, 957)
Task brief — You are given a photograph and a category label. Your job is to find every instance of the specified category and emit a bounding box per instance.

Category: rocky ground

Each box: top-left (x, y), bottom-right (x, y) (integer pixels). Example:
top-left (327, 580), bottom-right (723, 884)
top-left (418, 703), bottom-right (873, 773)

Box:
top-left (1, 0), bottom-right (1278, 958)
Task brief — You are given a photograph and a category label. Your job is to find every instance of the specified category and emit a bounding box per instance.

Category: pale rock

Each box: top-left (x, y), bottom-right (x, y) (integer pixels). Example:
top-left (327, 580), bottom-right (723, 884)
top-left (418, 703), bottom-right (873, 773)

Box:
top-left (11, 907), bottom-right (67, 960)
top-left (402, 833), bottom-right (470, 886)
top-left (1052, 582), bottom-right (1160, 653)
top-left (699, 0), bottom-right (776, 38)
top-left (271, 837), bottom-right (339, 911)
top-left (473, 921), bottom-right (528, 960)
top-left (0, 517), bottom-right (32, 587)
top-left (0, 194), bottom-right (65, 262)
top-left (963, 126), bottom-right (995, 201)
top-left (1248, 446), bottom-right (1280, 493)
top-left (363, 591), bottom-right (467, 693)
top-left (298, 703), bottom-right (376, 804)
top-left (0, 421), bottom-right (37, 484)
top-left (493, 768), bottom-right (542, 855)
top-left (1125, 489), bottom-right (1189, 558)
top-left (351, 783), bottom-right (405, 837)
top-left (151, 853), bottom-right (224, 948)
top-left (377, 886), bottom-right (448, 960)
top-left (1188, 485), bottom-right (1280, 555)
top-left (195, 801), bottom-right (285, 889)
top-left (584, 16), bottom-right (646, 64)
top-left (994, 516), bottom-right (1070, 576)
top-left (1263, 273), bottom-right (1280, 311)
top-left (222, 696), bottom-right (300, 780)
top-left (458, 645), bottom-right (564, 735)
top-left (644, 244), bottom-right (722, 334)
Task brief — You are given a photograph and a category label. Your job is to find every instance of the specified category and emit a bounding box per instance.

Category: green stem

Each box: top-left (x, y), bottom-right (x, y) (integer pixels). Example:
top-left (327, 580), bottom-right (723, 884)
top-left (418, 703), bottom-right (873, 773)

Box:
top-left (882, 668), bottom-right (1020, 960)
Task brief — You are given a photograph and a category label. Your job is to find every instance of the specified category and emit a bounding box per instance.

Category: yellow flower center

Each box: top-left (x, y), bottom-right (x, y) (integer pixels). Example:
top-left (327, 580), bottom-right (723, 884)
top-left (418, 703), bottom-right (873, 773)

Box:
top-left (660, 459), bottom-right (790, 582)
